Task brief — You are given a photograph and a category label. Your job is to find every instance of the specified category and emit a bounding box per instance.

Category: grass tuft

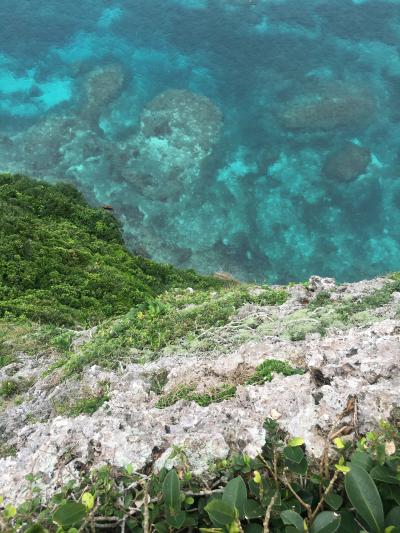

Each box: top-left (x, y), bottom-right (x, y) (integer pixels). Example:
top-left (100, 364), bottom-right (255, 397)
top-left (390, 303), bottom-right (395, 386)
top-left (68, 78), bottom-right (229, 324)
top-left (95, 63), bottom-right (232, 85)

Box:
top-left (156, 383), bottom-right (237, 409)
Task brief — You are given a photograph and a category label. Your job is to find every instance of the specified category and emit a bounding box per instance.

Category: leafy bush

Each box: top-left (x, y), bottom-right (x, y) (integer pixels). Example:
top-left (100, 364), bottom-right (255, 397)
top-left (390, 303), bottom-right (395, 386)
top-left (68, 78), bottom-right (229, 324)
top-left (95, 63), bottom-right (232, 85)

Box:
top-left (0, 174), bottom-right (225, 326)
top-left (1, 420), bottom-right (399, 532)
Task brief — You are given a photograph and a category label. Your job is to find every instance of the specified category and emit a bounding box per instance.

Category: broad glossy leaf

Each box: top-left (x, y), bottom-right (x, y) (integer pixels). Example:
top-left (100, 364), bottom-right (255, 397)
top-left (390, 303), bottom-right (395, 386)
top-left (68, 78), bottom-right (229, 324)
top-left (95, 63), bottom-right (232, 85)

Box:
top-left (338, 509), bottom-right (358, 533)
top-left (310, 511), bottom-right (341, 533)
top-left (280, 509), bottom-right (304, 530)
top-left (389, 486), bottom-right (400, 505)
top-left (385, 506), bottom-right (400, 527)
top-left (284, 446), bottom-right (305, 464)
top-left (153, 521), bottom-right (169, 533)
top-left (324, 493), bottom-right (343, 511)
top-left (53, 502), bottom-right (87, 529)
top-left (350, 451), bottom-right (374, 472)
top-left (371, 465), bottom-right (399, 485)
top-left (344, 465), bottom-right (384, 533)
top-left (223, 476), bottom-right (247, 518)
top-left (286, 456), bottom-right (308, 475)
top-left (162, 469), bottom-right (181, 511)
top-left (244, 499), bottom-right (264, 519)
top-left (205, 499), bottom-right (237, 527)
top-left (166, 510), bottom-right (186, 529)
top-left (244, 524), bottom-right (263, 533)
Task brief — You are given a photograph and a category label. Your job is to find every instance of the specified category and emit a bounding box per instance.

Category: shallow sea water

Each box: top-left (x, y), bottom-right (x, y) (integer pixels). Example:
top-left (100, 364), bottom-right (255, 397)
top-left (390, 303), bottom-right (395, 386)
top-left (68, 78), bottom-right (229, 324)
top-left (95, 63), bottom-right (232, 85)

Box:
top-left (1, 0), bottom-right (400, 283)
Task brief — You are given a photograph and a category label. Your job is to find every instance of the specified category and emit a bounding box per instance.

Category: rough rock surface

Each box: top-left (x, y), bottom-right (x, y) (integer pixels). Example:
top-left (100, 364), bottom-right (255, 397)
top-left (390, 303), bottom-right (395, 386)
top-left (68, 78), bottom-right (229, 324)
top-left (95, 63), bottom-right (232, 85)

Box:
top-left (322, 142), bottom-right (371, 181)
top-left (1, 275), bottom-right (400, 504)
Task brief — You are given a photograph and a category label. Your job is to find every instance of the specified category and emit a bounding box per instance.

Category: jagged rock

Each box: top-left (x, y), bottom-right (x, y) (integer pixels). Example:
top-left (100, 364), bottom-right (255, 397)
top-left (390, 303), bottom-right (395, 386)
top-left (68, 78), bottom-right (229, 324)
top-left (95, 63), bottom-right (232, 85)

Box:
top-left (322, 142), bottom-right (371, 181)
top-left (1, 275), bottom-right (400, 504)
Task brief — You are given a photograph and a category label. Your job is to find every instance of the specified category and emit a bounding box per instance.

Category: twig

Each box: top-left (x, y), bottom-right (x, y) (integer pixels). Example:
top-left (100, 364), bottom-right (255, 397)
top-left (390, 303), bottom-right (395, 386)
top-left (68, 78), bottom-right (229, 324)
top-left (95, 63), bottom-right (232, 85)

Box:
top-left (143, 481), bottom-right (150, 533)
top-left (263, 490), bottom-right (278, 532)
top-left (282, 471), bottom-right (312, 520)
top-left (311, 470), bottom-right (339, 522)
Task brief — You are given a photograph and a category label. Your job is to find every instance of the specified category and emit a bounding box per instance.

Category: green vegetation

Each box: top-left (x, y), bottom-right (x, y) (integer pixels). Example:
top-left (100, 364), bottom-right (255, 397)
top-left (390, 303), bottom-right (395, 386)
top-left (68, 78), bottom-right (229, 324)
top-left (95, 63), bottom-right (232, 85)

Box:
top-left (2, 420), bottom-right (399, 532)
top-left (149, 369), bottom-right (169, 395)
top-left (53, 389), bottom-right (110, 417)
top-left (307, 290), bottom-right (332, 310)
top-left (0, 174), bottom-right (225, 327)
top-left (246, 359), bottom-right (304, 385)
top-left (0, 377), bottom-right (31, 399)
top-left (336, 276), bottom-right (400, 323)
top-left (156, 383), bottom-right (237, 408)
top-left (53, 285), bottom-right (287, 375)
top-left (0, 319), bottom-right (75, 360)
top-left (0, 443), bottom-right (16, 459)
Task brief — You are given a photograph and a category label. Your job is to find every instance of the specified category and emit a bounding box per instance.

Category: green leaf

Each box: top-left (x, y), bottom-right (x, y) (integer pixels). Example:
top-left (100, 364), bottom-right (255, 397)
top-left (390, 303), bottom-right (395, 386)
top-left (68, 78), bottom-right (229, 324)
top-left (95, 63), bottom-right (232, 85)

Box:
top-left (286, 456), bottom-right (308, 475)
top-left (154, 521), bottom-right (170, 533)
top-left (162, 469), bottom-right (181, 511)
top-left (25, 526), bottom-right (47, 533)
top-left (244, 525), bottom-right (262, 533)
top-left (4, 504), bottom-right (17, 519)
top-left (310, 511), bottom-right (341, 533)
top-left (288, 437), bottom-right (305, 447)
top-left (125, 463), bottom-right (133, 475)
top-left (324, 493), bottom-right (343, 511)
top-left (53, 502), bottom-right (87, 529)
top-left (81, 492), bottom-right (94, 510)
top-left (335, 464), bottom-right (350, 473)
top-left (344, 464), bottom-right (384, 533)
top-left (223, 476), bottom-right (247, 518)
top-left (350, 451), bottom-right (374, 472)
top-left (370, 465), bottom-right (399, 485)
top-left (244, 499), bottom-right (264, 519)
top-left (280, 509), bottom-right (304, 530)
top-left (333, 438), bottom-right (345, 449)
top-left (389, 486), bottom-right (400, 505)
top-left (385, 506), bottom-right (400, 527)
top-left (338, 509), bottom-right (358, 533)
top-left (205, 499), bottom-right (237, 527)
top-left (284, 447), bottom-right (305, 464)
top-left (166, 510), bottom-right (186, 528)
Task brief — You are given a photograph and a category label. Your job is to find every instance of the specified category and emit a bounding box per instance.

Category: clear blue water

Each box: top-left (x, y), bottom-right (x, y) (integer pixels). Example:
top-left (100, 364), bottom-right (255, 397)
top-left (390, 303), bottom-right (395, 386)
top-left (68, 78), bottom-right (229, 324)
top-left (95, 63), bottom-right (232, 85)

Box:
top-left (1, 0), bottom-right (400, 283)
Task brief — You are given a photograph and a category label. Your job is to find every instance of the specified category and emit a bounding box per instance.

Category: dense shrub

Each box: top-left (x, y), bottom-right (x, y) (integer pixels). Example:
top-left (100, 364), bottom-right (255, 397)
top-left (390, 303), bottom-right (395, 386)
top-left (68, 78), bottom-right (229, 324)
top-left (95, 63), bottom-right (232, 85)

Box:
top-left (0, 174), bottom-right (223, 326)
top-left (1, 420), bottom-right (399, 532)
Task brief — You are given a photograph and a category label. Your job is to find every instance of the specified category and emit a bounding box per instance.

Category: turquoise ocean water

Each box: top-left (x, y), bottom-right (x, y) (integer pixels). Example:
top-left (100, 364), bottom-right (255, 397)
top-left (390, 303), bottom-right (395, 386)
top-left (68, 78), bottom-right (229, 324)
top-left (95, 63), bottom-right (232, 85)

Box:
top-left (1, 0), bottom-right (400, 283)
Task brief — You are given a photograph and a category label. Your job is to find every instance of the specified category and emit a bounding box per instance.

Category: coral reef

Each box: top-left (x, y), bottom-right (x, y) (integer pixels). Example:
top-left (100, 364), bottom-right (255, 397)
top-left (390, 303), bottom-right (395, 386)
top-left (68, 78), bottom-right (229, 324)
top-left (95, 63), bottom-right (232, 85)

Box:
top-left (120, 89), bottom-right (223, 200)
top-left (1, 0), bottom-right (400, 283)
top-left (280, 82), bottom-right (375, 131)
top-left (322, 142), bottom-right (372, 181)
